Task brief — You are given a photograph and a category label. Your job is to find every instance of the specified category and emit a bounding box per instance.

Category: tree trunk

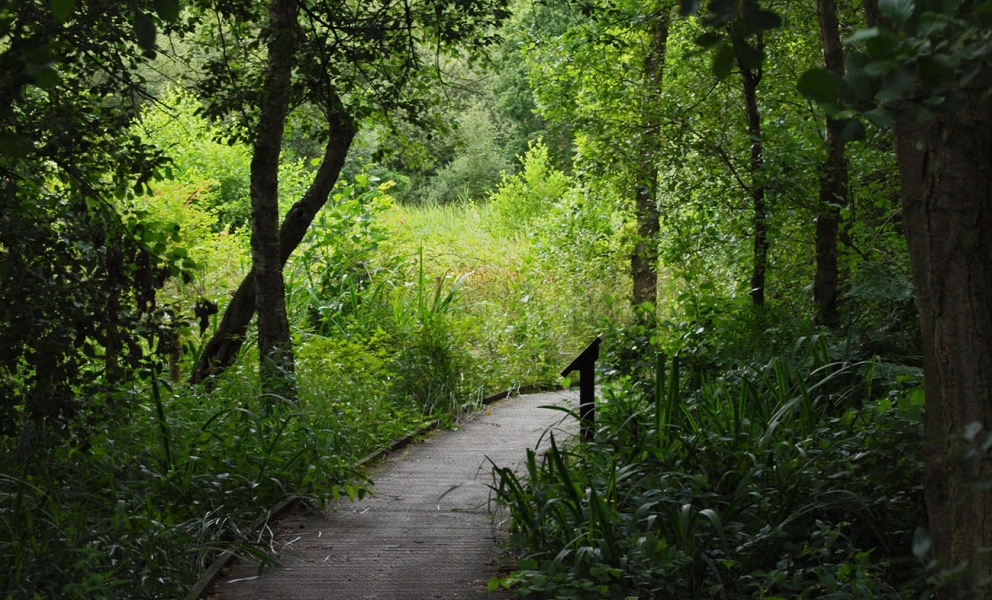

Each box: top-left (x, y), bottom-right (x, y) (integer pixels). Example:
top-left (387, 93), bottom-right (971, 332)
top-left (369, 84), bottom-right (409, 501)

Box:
top-left (739, 60), bottom-right (766, 306)
top-left (813, 0), bottom-right (849, 328)
top-left (250, 0), bottom-right (298, 396)
top-left (862, 0), bottom-right (890, 30)
top-left (631, 14), bottom-right (669, 310)
top-left (190, 104), bottom-right (356, 385)
top-left (860, 2), bottom-right (992, 593)
top-left (894, 75), bottom-right (992, 598)
top-left (632, 179), bottom-right (660, 309)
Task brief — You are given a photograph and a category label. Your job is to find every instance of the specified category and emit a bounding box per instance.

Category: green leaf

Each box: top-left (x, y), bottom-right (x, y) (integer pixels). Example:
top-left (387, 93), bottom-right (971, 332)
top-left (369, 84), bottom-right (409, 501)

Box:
top-left (134, 12), bottom-right (156, 50)
top-left (876, 67), bottom-right (917, 103)
top-left (733, 38), bottom-right (765, 70)
top-left (712, 42), bottom-right (734, 80)
top-left (959, 61), bottom-right (982, 86)
top-left (906, 102), bottom-right (935, 121)
top-left (917, 11), bottom-right (956, 36)
top-left (744, 8), bottom-right (782, 31)
top-left (707, 0), bottom-right (738, 25)
top-left (879, 0), bottom-right (915, 24)
top-left (863, 29), bottom-right (902, 59)
top-left (865, 107), bottom-right (897, 128)
top-left (797, 69), bottom-right (838, 104)
top-left (830, 118), bottom-right (867, 142)
top-left (924, 0), bottom-right (962, 15)
top-left (864, 60), bottom-right (900, 76)
top-left (694, 32), bottom-right (722, 48)
top-left (828, 74), bottom-right (855, 106)
top-left (0, 132), bottom-right (36, 158)
top-left (919, 55), bottom-right (955, 91)
top-left (26, 63), bottom-right (60, 88)
top-left (846, 73), bottom-right (877, 104)
top-left (844, 27), bottom-right (882, 44)
top-left (154, 0), bottom-right (180, 23)
top-left (51, 0), bottom-right (75, 23)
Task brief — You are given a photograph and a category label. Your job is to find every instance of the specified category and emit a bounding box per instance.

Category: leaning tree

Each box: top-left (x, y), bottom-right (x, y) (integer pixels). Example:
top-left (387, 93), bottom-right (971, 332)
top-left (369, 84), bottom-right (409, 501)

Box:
top-left (187, 0), bottom-right (511, 392)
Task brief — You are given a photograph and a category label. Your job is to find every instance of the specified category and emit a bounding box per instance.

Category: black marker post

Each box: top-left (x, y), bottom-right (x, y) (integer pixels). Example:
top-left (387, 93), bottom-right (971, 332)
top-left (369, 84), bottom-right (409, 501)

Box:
top-left (560, 335), bottom-right (603, 442)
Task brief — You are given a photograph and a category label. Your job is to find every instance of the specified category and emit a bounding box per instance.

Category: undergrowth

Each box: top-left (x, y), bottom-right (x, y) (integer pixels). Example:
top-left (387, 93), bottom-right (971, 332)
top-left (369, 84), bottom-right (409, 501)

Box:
top-left (0, 369), bottom-right (398, 598)
top-left (490, 336), bottom-right (928, 599)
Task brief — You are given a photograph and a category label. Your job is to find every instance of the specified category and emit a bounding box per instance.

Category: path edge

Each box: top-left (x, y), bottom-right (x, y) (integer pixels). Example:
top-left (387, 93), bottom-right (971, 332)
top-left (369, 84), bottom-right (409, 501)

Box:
top-left (184, 384), bottom-right (561, 600)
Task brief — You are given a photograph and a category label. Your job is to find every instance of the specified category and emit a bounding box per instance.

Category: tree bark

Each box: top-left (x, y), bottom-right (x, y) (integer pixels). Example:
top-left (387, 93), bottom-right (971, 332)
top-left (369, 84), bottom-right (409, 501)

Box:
top-left (631, 13), bottom-right (669, 310)
top-left (860, 2), bottom-right (991, 593)
top-left (894, 75), bottom-right (992, 598)
top-left (813, 0), bottom-right (849, 328)
top-left (250, 0), bottom-right (298, 395)
top-left (190, 104), bottom-right (356, 385)
top-left (632, 177), bottom-right (661, 309)
top-left (739, 58), bottom-right (766, 306)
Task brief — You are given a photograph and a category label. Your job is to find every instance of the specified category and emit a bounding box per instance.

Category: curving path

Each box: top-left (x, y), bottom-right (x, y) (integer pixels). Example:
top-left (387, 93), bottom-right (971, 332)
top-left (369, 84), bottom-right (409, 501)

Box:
top-left (211, 391), bottom-right (578, 600)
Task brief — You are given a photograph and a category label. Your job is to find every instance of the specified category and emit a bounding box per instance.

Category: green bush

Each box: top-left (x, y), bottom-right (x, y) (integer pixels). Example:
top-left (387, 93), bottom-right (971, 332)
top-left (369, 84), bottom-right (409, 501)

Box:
top-left (137, 90), bottom-right (253, 232)
top-left (424, 102), bottom-right (513, 205)
top-left (487, 140), bottom-right (569, 237)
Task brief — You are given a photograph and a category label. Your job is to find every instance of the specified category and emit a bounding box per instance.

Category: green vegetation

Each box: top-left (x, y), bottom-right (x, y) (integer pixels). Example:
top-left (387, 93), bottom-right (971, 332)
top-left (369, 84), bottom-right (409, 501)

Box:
top-left (492, 335), bottom-right (928, 598)
top-left (3, 0), bottom-right (992, 598)
top-left (1, 91), bottom-right (609, 597)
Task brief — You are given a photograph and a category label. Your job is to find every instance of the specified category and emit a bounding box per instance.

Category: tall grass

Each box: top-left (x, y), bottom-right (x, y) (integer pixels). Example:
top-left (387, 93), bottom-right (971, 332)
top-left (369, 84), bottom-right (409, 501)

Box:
top-left (0, 369), bottom-right (399, 599)
top-left (378, 199), bottom-right (607, 392)
top-left (491, 337), bottom-right (927, 599)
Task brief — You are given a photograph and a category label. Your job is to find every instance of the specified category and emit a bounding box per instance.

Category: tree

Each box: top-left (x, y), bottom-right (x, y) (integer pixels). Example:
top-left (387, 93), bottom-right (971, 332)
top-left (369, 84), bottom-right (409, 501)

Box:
top-left (0, 0), bottom-right (191, 437)
top-left (798, 1), bottom-right (992, 595)
top-left (188, 0), bottom-right (510, 385)
top-left (490, 0), bottom-right (576, 171)
top-left (813, 0), bottom-right (850, 327)
top-left (190, 103), bottom-right (355, 386)
top-left (737, 32), bottom-right (769, 307)
top-left (631, 14), bottom-right (670, 311)
top-left (250, 0), bottom-right (298, 395)
top-left (522, 1), bottom-right (676, 311)
top-left (681, 1), bottom-right (784, 307)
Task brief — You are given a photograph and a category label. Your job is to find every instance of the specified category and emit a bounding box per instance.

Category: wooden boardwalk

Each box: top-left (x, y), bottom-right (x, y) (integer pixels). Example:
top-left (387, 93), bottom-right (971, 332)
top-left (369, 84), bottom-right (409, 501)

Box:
top-left (210, 391), bottom-right (578, 600)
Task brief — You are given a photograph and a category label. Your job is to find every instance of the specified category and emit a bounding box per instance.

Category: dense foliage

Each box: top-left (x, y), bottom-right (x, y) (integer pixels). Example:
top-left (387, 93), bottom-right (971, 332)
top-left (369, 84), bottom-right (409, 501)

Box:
top-left (4, 0), bottom-right (990, 598)
top-left (1, 85), bottom-right (606, 595)
top-left (492, 333), bottom-right (928, 599)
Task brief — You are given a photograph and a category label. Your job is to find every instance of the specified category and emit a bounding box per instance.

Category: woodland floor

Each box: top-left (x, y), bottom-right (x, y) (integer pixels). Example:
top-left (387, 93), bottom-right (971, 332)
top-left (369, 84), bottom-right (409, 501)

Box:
top-left (208, 391), bottom-right (579, 600)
